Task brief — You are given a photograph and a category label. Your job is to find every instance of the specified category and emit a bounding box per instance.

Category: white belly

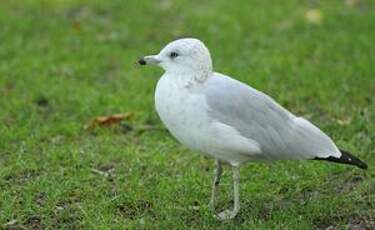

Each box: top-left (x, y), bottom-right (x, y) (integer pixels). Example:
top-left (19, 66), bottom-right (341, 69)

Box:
top-left (155, 76), bottom-right (210, 152)
top-left (154, 75), bottom-right (260, 165)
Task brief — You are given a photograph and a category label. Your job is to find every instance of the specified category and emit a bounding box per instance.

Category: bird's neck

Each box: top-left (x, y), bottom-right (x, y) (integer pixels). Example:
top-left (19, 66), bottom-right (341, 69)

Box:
top-left (165, 69), bottom-right (212, 89)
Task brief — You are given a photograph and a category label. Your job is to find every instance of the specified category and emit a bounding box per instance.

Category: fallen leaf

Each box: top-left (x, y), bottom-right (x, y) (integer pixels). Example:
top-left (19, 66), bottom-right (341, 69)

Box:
top-left (85, 112), bottom-right (134, 129)
top-left (305, 9), bottom-right (323, 24)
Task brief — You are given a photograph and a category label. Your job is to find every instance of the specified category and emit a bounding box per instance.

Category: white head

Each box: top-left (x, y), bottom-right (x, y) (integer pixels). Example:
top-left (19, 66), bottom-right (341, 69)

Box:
top-left (139, 38), bottom-right (213, 80)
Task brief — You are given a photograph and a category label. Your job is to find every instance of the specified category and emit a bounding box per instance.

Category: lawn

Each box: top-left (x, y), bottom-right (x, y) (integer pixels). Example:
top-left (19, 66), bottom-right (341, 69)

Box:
top-left (0, 0), bottom-right (374, 229)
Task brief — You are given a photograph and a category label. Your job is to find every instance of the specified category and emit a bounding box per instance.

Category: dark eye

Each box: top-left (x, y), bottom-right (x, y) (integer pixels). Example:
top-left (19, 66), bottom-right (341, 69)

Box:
top-left (170, 52), bottom-right (179, 58)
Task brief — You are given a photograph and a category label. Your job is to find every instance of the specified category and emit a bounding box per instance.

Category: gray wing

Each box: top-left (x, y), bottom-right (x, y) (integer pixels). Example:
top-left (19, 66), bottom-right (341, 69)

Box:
top-left (203, 73), bottom-right (341, 160)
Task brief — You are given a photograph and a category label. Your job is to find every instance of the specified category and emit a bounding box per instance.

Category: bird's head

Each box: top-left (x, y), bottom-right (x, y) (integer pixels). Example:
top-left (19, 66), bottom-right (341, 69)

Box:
top-left (138, 38), bottom-right (213, 80)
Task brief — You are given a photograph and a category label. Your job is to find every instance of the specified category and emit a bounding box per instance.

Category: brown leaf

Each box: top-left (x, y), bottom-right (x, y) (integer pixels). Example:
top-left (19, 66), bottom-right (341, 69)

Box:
top-left (85, 112), bottom-right (134, 129)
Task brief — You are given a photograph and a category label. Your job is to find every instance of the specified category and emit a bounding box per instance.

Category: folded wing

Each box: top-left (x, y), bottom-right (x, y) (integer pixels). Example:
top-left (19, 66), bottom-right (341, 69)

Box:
top-left (203, 73), bottom-right (341, 160)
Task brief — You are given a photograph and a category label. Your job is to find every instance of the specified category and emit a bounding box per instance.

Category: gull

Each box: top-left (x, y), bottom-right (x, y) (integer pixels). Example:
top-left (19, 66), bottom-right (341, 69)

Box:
top-left (138, 38), bottom-right (368, 220)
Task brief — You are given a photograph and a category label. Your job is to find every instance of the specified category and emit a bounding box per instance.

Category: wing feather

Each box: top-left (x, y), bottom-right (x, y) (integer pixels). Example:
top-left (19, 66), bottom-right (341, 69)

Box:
top-left (203, 73), bottom-right (340, 160)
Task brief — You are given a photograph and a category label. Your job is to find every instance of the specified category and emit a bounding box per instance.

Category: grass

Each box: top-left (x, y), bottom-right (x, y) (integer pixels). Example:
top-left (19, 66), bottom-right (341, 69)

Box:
top-left (0, 0), bottom-right (374, 228)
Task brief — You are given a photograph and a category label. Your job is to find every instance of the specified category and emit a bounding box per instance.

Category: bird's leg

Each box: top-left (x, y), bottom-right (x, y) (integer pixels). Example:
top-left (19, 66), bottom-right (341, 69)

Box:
top-left (216, 165), bottom-right (240, 220)
top-left (209, 160), bottom-right (222, 211)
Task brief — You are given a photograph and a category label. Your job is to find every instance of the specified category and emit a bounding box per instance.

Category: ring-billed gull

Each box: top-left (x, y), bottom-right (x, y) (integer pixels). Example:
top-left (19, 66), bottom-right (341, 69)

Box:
top-left (138, 38), bottom-right (367, 220)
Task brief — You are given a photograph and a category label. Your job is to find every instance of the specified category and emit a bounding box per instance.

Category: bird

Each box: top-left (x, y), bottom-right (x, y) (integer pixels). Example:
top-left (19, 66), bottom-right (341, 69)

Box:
top-left (138, 38), bottom-right (368, 220)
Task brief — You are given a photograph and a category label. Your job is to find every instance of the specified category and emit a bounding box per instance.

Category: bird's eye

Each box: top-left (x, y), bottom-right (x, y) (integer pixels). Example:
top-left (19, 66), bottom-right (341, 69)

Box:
top-left (170, 52), bottom-right (179, 58)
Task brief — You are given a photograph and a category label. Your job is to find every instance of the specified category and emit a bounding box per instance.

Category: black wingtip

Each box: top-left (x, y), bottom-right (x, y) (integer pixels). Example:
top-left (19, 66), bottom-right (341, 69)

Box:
top-left (314, 149), bottom-right (368, 170)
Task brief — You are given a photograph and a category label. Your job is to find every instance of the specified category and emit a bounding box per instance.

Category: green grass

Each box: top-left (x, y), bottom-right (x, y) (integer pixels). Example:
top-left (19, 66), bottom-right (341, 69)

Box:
top-left (0, 0), bottom-right (374, 228)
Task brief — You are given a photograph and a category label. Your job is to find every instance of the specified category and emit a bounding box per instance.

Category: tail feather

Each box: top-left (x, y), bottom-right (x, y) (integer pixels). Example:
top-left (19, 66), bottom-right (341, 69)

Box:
top-left (313, 149), bottom-right (368, 170)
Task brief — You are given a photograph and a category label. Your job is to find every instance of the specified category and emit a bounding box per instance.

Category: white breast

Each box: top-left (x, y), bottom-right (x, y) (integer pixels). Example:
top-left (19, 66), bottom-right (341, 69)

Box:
top-left (155, 75), bottom-right (209, 151)
top-left (154, 74), bottom-right (261, 165)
